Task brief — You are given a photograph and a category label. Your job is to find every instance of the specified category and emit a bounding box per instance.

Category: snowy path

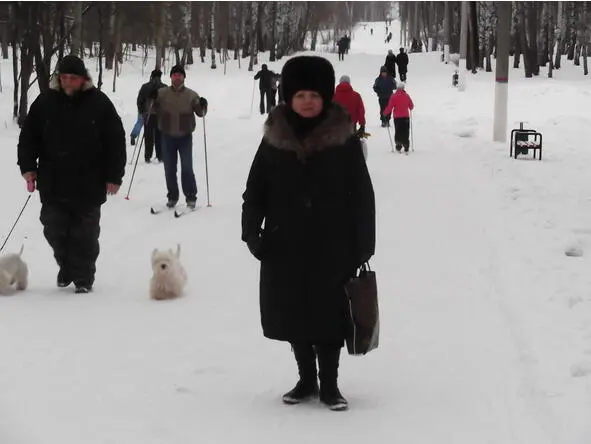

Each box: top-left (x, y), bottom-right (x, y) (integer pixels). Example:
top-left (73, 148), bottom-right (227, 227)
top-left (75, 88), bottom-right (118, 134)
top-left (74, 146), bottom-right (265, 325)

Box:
top-left (1, 19), bottom-right (590, 444)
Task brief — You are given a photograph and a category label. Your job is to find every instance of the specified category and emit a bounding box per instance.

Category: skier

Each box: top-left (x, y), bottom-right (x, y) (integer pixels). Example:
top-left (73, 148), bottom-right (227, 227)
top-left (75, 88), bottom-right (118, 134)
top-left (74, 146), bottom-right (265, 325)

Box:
top-left (333, 75), bottom-right (366, 137)
top-left (344, 34), bottom-right (351, 54)
top-left (241, 55), bottom-right (375, 411)
top-left (384, 49), bottom-right (397, 78)
top-left (17, 55), bottom-right (126, 293)
top-left (383, 82), bottom-right (414, 153)
top-left (135, 69), bottom-right (167, 162)
top-left (370, 28), bottom-right (373, 36)
top-left (373, 66), bottom-right (396, 127)
top-left (149, 64), bottom-right (208, 210)
top-left (397, 48), bottom-right (409, 82)
top-left (254, 64), bottom-right (278, 114)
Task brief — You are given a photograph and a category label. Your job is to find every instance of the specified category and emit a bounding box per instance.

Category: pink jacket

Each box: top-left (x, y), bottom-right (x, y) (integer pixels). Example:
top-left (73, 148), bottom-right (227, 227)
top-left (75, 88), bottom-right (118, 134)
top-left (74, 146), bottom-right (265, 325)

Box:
top-left (383, 90), bottom-right (414, 118)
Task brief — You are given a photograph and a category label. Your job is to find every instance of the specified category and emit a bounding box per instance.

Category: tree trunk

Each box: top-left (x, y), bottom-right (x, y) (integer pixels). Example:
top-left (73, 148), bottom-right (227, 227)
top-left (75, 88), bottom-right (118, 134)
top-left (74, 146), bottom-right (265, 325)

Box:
top-left (443, 1), bottom-right (450, 62)
top-left (1, 22), bottom-right (8, 59)
top-left (10, 3), bottom-right (18, 119)
top-left (248, 1), bottom-right (257, 71)
top-left (458, 1), bottom-right (469, 91)
top-left (155, 2), bottom-right (166, 70)
top-left (71, 1), bottom-right (83, 57)
top-left (270, 1), bottom-right (277, 61)
top-left (210, 1), bottom-right (217, 69)
top-left (554, 1), bottom-right (563, 69)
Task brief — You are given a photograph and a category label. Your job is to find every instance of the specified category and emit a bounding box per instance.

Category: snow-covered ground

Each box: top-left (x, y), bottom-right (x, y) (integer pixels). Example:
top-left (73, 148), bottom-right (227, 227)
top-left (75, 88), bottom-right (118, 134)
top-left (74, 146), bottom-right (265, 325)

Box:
top-left (1, 20), bottom-right (590, 444)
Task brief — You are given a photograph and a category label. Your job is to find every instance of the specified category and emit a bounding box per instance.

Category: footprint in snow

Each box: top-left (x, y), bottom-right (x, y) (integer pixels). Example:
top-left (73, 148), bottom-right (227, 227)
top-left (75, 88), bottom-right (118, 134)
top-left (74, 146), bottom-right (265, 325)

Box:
top-left (570, 362), bottom-right (591, 378)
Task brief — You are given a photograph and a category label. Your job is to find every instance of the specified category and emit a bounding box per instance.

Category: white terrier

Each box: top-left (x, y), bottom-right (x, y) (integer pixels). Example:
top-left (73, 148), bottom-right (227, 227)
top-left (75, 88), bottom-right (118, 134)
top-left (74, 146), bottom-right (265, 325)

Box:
top-left (0, 245), bottom-right (28, 295)
top-left (149, 244), bottom-right (187, 300)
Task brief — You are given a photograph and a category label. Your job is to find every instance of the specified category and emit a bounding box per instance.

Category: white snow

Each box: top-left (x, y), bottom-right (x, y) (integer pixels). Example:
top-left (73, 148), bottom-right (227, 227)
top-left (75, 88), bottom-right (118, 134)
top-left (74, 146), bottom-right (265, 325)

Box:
top-left (1, 20), bottom-right (591, 444)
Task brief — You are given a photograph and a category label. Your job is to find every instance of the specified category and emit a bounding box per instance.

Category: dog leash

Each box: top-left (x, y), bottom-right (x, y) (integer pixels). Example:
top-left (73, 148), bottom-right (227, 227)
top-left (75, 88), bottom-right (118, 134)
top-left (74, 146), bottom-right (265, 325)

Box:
top-left (0, 194), bottom-right (32, 253)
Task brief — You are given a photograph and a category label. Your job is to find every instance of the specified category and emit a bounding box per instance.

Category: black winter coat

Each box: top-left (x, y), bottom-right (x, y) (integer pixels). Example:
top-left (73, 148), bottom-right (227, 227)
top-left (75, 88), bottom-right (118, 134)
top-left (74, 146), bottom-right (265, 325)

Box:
top-left (17, 77), bottom-right (126, 206)
top-left (385, 54), bottom-right (397, 78)
top-left (254, 69), bottom-right (277, 91)
top-left (241, 104), bottom-right (376, 344)
top-left (397, 52), bottom-right (409, 73)
top-left (373, 74), bottom-right (396, 99)
top-left (137, 78), bottom-right (167, 114)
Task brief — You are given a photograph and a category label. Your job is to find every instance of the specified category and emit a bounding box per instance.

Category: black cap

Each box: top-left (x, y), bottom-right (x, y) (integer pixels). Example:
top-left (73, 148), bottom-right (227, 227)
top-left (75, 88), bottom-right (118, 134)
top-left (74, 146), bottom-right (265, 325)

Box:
top-left (58, 55), bottom-right (87, 78)
top-left (151, 69), bottom-right (163, 78)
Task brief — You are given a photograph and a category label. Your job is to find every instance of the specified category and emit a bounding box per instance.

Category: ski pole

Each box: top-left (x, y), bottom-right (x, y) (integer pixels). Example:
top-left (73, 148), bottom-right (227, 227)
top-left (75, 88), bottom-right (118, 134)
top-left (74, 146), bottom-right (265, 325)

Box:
top-left (125, 105), bottom-right (153, 200)
top-left (410, 110), bottom-right (415, 152)
top-left (249, 79), bottom-right (255, 118)
top-left (0, 193), bottom-right (32, 253)
top-left (202, 116), bottom-right (211, 207)
top-left (386, 125), bottom-right (395, 152)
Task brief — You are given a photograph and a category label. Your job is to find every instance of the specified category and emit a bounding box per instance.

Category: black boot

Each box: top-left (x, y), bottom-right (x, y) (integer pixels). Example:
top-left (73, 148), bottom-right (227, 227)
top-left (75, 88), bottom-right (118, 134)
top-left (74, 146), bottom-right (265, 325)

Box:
top-left (282, 343), bottom-right (319, 404)
top-left (317, 345), bottom-right (348, 411)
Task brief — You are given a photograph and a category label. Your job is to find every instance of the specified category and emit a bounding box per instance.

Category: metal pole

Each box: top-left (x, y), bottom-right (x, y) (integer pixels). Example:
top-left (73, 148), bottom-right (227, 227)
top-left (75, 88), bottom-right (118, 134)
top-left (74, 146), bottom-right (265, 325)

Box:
top-left (493, 2), bottom-right (512, 142)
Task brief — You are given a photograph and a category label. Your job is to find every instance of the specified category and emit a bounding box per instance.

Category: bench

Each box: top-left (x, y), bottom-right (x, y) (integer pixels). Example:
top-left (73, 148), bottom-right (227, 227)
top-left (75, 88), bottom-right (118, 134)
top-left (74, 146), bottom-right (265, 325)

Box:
top-left (510, 122), bottom-right (543, 160)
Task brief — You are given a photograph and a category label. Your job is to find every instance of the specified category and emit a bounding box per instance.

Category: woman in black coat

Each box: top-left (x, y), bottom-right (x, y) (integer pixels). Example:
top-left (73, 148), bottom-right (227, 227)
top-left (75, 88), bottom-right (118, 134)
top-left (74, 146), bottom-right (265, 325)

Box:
top-left (241, 56), bottom-right (376, 411)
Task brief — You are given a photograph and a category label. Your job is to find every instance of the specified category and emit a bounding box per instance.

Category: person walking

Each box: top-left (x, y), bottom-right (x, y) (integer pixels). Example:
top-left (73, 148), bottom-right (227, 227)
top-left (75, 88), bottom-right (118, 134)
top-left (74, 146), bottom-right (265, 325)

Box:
top-left (135, 69), bottom-right (167, 162)
top-left (17, 55), bottom-right (126, 293)
top-left (254, 64), bottom-right (277, 115)
top-left (373, 66), bottom-right (396, 127)
top-left (384, 49), bottom-right (397, 78)
top-left (150, 64), bottom-right (208, 210)
top-left (397, 48), bottom-right (409, 82)
top-left (241, 56), bottom-right (376, 411)
top-left (383, 82), bottom-right (414, 153)
top-left (333, 74), bottom-right (366, 137)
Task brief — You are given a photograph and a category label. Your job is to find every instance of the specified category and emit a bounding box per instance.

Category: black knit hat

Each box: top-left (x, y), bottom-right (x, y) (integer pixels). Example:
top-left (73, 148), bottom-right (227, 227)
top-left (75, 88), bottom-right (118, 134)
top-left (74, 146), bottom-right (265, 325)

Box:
top-left (151, 69), bottom-right (163, 78)
top-left (58, 55), bottom-right (87, 78)
top-left (170, 64), bottom-right (186, 77)
top-left (280, 56), bottom-right (335, 106)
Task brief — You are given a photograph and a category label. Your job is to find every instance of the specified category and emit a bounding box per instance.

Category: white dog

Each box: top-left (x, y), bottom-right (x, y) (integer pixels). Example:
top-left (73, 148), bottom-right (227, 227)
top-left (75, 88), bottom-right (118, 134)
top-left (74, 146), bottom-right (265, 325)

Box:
top-left (0, 245), bottom-right (28, 295)
top-left (149, 244), bottom-right (187, 300)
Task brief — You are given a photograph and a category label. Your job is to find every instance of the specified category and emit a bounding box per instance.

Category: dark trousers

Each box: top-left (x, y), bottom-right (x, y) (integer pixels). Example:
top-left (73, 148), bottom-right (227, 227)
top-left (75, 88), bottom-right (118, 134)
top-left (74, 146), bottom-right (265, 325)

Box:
top-left (260, 89), bottom-right (274, 114)
top-left (291, 342), bottom-right (341, 386)
top-left (40, 204), bottom-right (101, 286)
top-left (378, 97), bottom-right (391, 123)
top-left (144, 114), bottom-right (162, 161)
top-left (338, 52), bottom-right (345, 61)
top-left (161, 133), bottom-right (197, 202)
top-left (394, 117), bottom-right (411, 150)
top-left (399, 71), bottom-right (407, 82)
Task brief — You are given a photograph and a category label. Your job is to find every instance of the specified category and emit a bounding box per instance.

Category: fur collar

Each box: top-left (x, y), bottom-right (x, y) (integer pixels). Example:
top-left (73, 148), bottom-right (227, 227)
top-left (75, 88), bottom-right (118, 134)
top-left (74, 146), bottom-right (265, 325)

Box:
top-left (49, 70), bottom-right (95, 92)
top-left (263, 104), bottom-right (353, 160)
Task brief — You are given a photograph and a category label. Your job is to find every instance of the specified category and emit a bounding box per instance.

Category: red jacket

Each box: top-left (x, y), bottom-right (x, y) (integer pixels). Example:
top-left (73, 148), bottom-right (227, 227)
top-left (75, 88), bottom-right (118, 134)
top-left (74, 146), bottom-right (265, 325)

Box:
top-left (333, 82), bottom-right (366, 126)
top-left (383, 90), bottom-right (414, 118)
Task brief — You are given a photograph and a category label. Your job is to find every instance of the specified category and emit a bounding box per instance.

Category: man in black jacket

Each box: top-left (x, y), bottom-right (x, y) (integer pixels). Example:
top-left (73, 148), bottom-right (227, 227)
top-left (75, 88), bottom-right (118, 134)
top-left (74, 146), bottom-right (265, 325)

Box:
top-left (397, 48), bottom-right (409, 82)
top-left (254, 64), bottom-right (277, 114)
top-left (17, 55), bottom-right (126, 293)
top-left (135, 69), bottom-right (167, 162)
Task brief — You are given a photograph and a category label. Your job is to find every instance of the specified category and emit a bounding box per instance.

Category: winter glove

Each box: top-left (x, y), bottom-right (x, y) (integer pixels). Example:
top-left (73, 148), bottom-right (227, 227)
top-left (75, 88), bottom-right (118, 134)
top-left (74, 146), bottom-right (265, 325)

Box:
top-left (199, 97), bottom-right (208, 109)
top-left (357, 125), bottom-right (366, 138)
top-left (246, 235), bottom-right (265, 261)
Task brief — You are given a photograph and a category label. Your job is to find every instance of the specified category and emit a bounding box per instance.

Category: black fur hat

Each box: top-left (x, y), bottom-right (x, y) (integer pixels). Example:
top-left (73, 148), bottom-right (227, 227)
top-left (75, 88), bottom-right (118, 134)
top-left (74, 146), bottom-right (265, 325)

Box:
top-left (280, 56), bottom-right (335, 106)
top-left (58, 55), bottom-right (87, 78)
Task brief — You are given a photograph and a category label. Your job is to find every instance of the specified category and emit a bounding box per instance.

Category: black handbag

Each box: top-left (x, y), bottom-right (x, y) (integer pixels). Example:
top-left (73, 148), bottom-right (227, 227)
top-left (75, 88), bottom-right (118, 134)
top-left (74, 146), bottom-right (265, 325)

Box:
top-left (344, 263), bottom-right (379, 355)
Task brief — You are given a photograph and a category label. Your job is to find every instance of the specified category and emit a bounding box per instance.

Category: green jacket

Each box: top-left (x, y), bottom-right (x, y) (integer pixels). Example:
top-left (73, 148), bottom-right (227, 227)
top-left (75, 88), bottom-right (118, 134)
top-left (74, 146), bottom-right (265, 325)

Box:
top-left (154, 84), bottom-right (205, 137)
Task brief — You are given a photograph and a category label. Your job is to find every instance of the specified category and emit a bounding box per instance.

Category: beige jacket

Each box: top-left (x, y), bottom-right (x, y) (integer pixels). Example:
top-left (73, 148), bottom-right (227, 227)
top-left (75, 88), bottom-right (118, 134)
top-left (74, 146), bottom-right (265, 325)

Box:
top-left (154, 84), bottom-right (205, 137)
